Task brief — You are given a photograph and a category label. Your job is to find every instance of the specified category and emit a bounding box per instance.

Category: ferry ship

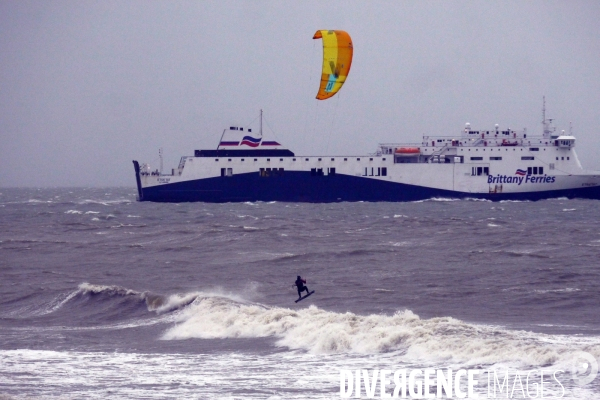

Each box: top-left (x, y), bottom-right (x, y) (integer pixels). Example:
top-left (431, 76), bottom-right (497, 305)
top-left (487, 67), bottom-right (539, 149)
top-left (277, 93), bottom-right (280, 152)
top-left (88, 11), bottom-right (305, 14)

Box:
top-left (132, 107), bottom-right (600, 203)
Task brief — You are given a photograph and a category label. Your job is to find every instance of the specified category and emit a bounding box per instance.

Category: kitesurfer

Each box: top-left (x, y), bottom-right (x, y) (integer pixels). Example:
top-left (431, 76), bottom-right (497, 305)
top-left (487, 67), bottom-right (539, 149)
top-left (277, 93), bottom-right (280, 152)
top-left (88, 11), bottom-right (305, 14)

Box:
top-left (294, 276), bottom-right (309, 299)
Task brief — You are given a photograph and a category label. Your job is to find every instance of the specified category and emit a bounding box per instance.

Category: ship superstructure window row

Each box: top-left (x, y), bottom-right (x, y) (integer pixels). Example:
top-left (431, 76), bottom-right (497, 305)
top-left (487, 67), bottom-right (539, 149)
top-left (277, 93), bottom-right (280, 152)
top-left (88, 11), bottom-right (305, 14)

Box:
top-left (471, 167), bottom-right (489, 176)
top-left (527, 167), bottom-right (544, 175)
top-left (221, 168), bottom-right (233, 177)
top-left (362, 167), bottom-right (387, 177)
top-left (259, 168), bottom-right (284, 177)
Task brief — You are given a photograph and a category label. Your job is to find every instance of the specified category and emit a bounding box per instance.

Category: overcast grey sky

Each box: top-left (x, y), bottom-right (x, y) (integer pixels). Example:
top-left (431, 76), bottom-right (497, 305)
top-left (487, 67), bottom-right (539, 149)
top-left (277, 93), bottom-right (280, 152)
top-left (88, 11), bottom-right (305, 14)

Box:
top-left (1, 0), bottom-right (599, 187)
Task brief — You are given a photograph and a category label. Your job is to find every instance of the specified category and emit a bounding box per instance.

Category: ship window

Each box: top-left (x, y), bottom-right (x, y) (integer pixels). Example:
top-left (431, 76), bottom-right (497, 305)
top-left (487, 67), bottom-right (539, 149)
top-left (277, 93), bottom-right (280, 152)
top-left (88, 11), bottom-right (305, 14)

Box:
top-left (328, 168), bottom-right (336, 175)
top-left (357, 158), bottom-right (360, 161)
top-left (533, 167), bottom-right (538, 174)
top-left (521, 156), bottom-right (534, 160)
top-left (331, 158), bottom-right (335, 161)
top-left (370, 158), bottom-right (373, 161)
top-left (226, 168), bottom-right (232, 177)
top-left (241, 159), bottom-right (245, 162)
top-left (221, 168), bottom-right (225, 177)
top-left (228, 159), bottom-right (232, 162)
top-left (382, 167), bottom-right (387, 176)
top-left (527, 167), bottom-right (532, 175)
top-left (556, 157), bottom-right (559, 160)
top-left (470, 157), bottom-right (483, 161)
top-left (382, 158), bottom-right (386, 161)
top-left (477, 167), bottom-right (483, 176)
top-left (529, 148), bottom-right (539, 151)
top-left (561, 157), bottom-right (564, 160)
top-left (293, 158), bottom-right (296, 161)
top-left (490, 157), bottom-right (502, 160)
top-left (318, 158), bottom-right (322, 161)
top-left (567, 157), bottom-right (570, 160)
top-left (254, 159), bottom-right (257, 161)
top-left (483, 167), bottom-right (489, 175)
top-left (311, 168), bottom-right (316, 176)
top-left (267, 158), bottom-right (270, 161)
top-left (280, 158), bottom-right (283, 161)
top-left (539, 167), bottom-right (543, 174)
top-left (344, 158), bottom-right (347, 161)
top-left (306, 158), bottom-right (309, 161)
top-left (549, 163), bottom-right (555, 170)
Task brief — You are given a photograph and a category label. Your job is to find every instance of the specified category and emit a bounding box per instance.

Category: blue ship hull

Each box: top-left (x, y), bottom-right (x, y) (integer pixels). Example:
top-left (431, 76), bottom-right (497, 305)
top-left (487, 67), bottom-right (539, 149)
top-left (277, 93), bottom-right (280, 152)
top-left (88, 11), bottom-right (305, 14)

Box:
top-left (135, 170), bottom-right (600, 203)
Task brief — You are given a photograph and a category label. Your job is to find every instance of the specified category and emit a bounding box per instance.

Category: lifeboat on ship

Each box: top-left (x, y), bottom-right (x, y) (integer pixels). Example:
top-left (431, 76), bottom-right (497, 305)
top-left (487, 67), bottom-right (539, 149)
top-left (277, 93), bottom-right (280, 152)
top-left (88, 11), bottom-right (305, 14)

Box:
top-left (394, 147), bottom-right (420, 156)
top-left (501, 139), bottom-right (519, 146)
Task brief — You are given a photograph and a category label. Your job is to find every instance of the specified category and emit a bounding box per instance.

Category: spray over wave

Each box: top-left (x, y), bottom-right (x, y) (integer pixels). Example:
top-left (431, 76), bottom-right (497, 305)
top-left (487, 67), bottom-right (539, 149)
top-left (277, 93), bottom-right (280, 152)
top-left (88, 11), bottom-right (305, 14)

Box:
top-left (162, 296), bottom-right (600, 368)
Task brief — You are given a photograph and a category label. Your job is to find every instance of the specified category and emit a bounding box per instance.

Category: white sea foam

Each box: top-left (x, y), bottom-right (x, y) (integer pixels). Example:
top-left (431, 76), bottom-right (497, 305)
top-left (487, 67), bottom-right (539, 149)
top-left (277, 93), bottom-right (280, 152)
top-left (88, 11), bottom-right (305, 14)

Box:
top-left (162, 297), bottom-right (600, 369)
top-left (387, 241), bottom-right (410, 247)
top-left (78, 282), bottom-right (141, 297)
top-left (1, 348), bottom-right (598, 399)
top-left (79, 199), bottom-right (132, 206)
top-left (414, 197), bottom-right (460, 203)
top-left (65, 210), bottom-right (82, 214)
top-left (534, 288), bottom-right (581, 294)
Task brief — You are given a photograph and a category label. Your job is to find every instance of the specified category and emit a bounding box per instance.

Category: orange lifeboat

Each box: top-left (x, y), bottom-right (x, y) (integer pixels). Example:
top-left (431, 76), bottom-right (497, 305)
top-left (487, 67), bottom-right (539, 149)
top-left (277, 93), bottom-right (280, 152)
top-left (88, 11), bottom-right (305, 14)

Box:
top-left (395, 147), bottom-right (420, 156)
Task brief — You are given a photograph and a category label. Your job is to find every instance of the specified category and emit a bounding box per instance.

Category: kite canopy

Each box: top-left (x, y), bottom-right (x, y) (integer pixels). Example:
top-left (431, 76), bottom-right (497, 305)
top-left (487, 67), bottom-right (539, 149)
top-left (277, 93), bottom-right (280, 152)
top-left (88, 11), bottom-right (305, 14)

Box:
top-left (313, 30), bottom-right (353, 100)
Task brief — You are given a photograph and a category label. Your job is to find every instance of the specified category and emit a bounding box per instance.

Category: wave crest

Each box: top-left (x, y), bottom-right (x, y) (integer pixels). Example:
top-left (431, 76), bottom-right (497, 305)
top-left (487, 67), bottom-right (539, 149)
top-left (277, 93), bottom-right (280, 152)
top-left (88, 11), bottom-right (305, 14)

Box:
top-left (162, 297), bottom-right (600, 367)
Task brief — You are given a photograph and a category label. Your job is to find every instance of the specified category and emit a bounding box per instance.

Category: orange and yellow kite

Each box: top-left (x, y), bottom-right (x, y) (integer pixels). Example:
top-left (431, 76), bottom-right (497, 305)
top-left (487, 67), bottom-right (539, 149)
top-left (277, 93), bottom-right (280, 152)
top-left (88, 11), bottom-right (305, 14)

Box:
top-left (313, 30), bottom-right (353, 100)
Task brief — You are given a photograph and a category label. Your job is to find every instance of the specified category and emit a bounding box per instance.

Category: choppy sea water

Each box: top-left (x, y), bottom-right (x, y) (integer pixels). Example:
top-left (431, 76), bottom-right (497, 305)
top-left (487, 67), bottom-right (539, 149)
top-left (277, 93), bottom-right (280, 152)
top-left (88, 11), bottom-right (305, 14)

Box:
top-left (0, 187), bottom-right (599, 399)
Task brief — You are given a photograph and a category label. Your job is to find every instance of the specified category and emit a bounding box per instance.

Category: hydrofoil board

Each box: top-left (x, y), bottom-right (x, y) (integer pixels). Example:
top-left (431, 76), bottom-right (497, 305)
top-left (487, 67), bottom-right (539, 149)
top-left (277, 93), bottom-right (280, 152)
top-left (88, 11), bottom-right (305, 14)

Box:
top-left (295, 291), bottom-right (315, 303)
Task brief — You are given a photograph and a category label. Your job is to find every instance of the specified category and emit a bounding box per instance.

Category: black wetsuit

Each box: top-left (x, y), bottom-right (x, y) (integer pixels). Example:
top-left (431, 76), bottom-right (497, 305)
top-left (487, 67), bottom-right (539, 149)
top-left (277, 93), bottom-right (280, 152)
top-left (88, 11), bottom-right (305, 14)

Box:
top-left (295, 278), bottom-right (309, 298)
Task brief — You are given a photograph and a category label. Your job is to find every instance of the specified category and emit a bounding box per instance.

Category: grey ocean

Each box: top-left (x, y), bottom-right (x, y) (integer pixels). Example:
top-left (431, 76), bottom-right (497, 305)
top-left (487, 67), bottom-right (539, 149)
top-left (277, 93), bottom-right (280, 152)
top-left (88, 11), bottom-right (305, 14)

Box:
top-left (1, 188), bottom-right (599, 399)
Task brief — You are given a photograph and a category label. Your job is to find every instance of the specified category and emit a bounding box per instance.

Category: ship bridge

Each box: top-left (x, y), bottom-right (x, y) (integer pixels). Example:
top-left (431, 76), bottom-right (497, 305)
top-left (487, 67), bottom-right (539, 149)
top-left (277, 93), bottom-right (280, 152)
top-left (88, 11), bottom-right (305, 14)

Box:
top-left (377, 122), bottom-right (576, 165)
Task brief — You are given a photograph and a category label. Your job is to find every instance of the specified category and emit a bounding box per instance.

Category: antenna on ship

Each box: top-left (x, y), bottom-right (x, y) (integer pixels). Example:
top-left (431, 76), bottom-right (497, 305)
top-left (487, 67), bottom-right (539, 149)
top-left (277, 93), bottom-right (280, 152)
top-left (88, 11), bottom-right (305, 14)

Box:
top-left (570, 121), bottom-right (573, 135)
top-left (260, 109), bottom-right (263, 137)
top-left (159, 147), bottom-right (163, 175)
top-left (542, 96), bottom-right (554, 139)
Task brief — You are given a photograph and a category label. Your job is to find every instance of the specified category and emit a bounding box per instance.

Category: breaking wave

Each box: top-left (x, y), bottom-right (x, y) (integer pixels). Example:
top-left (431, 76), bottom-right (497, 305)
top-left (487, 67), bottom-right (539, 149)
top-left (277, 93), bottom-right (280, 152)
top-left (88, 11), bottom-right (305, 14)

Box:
top-left (162, 296), bottom-right (600, 369)
top-left (14, 283), bottom-right (256, 321)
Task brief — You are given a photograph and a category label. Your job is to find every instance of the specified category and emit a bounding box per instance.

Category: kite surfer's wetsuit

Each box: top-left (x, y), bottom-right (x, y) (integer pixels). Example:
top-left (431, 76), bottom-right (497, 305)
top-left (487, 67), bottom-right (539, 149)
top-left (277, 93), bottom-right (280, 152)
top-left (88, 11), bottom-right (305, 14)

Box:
top-left (295, 277), bottom-right (309, 298)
